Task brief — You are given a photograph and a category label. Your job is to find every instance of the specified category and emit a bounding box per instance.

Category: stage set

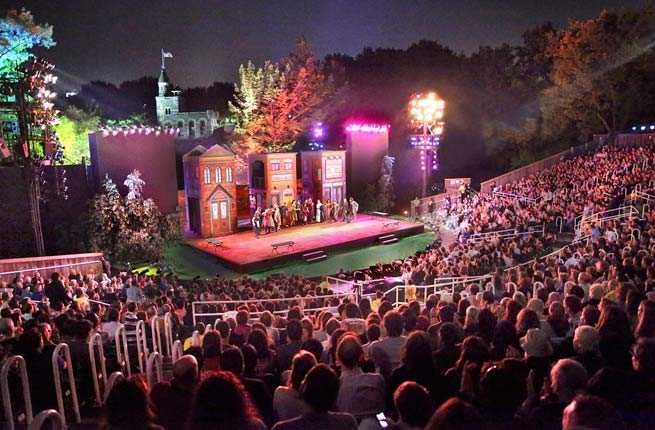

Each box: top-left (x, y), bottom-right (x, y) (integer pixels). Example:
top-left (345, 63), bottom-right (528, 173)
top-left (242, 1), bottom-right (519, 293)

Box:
top-left (89, 65), bottom-right (427, 273)
top-left (188, 214), bottom-right (424, 272)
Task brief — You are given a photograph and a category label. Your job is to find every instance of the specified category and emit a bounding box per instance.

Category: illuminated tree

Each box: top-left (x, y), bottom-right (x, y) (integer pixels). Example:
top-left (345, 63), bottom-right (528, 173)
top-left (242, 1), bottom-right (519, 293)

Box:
top-left (54, 107), bottom-right (100, 164)
top-left (88, 171), bottom-right (178, 263)
top-left (541, 7), bottom-right (655, 138)
top-left (0, 8), bottom-right (54, 78)
top-left (249, 38), bottom-right (332, 153)
top-left (230, 38), bottom-right (332, 154)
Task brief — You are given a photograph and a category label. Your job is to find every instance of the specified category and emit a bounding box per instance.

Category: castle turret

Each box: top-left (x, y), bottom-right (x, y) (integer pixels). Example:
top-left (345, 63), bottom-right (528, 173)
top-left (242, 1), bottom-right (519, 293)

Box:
top-left (158, 67), bottom-right (170, 96)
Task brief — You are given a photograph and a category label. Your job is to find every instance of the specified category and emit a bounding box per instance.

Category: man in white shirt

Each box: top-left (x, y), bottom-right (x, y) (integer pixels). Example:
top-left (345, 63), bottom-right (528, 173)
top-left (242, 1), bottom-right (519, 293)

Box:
top-left (336, 334), bottom-right (385, 418)
top-left (370, 311), bottom-right (406, 379)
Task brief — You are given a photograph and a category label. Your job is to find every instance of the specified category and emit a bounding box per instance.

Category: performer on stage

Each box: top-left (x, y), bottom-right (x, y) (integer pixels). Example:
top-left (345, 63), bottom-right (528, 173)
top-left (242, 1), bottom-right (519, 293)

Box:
top-left (342, 198), bottom-right (350, 222)
top-left (349, 197), bottom-right (359, 222)
top-left (274, 204), bottom-right (281, 231)
top-left (324, 200), bottom-right (332, 222)
top-left (333, 200), bottom-right (340, 222)
top-left (316, 199), bottom-right (323, 222)
top-left (252, 208), bottom-right (261, 238)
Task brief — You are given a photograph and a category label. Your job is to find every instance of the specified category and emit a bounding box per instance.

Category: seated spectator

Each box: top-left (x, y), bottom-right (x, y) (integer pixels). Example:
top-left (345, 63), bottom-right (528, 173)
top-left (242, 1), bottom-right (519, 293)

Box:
top-left (562, 394), bottom-right (626, 430)
top-left (572, 326), bottom-right (603, 376)
top-left (391, 331), bottom-right (449, 407)
top-left (370, 311), bottom-right (406, 379)
top-left (103, 376), bottom-right (162, 430)
top-left (524, 358), bottom-right (588, 429)
top-left (272, 364), bottom-right (357, 430)
top-left (150, 355), bottom-right (199, 429)
top-left (389, 381), bottom-right (434, 430)
top-left (425, 397), bottom-right (482, 430)
top-left (274, 350), bottom-right (316, 421)
top-left (221, 346), bottom-right (275, 427)
top-left (336, 334), bottom-right (385, 418)
top-left (187, 371), bottom-right (266, 430)
top-left (277, 320), bottom-right (303, 372)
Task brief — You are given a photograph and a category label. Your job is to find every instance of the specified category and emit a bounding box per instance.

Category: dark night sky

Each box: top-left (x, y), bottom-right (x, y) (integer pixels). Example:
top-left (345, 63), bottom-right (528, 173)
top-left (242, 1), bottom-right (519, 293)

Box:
top-left (4, 0), bottom-right (648, 89)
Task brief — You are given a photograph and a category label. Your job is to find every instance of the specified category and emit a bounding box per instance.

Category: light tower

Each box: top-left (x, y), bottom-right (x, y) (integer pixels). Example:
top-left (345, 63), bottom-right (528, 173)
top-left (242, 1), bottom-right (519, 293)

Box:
top-left (408, 92), bottom-right (445, 197)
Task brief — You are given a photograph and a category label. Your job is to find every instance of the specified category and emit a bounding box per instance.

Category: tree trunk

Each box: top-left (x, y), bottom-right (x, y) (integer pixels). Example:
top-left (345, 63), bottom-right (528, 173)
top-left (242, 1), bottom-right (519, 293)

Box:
top-left (25, 166), bottom-right (45, 256)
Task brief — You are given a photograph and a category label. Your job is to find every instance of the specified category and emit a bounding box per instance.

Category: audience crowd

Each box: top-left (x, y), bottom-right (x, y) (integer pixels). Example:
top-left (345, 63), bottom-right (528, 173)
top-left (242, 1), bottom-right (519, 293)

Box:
top-left (2, 143), bottom-right (655, 429)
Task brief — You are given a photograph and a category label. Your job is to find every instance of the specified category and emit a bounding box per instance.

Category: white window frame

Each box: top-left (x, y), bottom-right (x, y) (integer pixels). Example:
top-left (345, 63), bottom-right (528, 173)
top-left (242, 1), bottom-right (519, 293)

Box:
top-left (215, 167), bottom-right (222, 183)
top-left (204, 167), bottom-right (211, 184)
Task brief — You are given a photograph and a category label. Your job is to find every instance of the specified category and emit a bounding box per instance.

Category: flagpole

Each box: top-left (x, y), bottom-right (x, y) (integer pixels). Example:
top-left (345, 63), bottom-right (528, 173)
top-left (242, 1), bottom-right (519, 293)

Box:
top-left (161, 48), bottom-right (165, 69)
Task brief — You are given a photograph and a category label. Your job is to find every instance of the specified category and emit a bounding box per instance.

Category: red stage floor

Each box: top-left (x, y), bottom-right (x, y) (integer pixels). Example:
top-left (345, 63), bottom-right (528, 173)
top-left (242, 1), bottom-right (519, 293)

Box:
top-left (187, 214), bottom-right (424, 273)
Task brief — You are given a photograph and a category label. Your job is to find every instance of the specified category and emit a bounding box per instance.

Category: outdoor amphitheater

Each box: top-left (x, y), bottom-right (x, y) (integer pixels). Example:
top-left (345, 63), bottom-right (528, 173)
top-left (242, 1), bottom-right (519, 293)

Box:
top-left (3, 3), bottom-right (655, 430)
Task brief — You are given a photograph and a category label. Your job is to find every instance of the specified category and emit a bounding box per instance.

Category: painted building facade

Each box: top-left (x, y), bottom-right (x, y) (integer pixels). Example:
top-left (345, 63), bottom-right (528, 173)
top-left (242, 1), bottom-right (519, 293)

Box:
top-left (300, 150), bottom-right (347, 203)
top-left (248, 152), bottom-right (297, 209)
top-left (182, 144), bottom-right (238, 237)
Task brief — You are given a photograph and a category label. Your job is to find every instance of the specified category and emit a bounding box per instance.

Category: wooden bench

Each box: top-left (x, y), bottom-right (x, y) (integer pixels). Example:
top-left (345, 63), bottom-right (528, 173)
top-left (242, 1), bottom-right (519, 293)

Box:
top-left (207, 238), bottom-right (223, 248)
top-left (383, 220), bottom-right (400, 229)
top-left (271, 241), bottom-right (295, 253)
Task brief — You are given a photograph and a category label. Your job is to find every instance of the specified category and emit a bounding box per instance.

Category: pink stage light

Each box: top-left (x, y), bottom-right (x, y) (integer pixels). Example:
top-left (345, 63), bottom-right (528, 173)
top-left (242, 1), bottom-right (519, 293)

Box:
top-left (345, 123), bottom-right (389, 133)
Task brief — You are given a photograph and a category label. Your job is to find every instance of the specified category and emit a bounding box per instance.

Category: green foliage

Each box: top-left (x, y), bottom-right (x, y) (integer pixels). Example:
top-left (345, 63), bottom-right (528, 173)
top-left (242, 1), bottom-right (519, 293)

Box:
top-left (88, 172), bottom-right (179, 264)
top-left (104, 113), bottom-right (150, 128)
top-left (0, 8), bottom-right (54, 78)
top-left (54, 107), bottom-right (100, 164)
top-left (230, 38), bottom-right (333, 154)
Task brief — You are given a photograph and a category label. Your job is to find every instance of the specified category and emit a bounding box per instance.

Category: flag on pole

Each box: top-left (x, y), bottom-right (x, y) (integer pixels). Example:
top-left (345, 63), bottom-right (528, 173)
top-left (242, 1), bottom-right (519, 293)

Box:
top-left (162, 50), bottom-right (173, 58)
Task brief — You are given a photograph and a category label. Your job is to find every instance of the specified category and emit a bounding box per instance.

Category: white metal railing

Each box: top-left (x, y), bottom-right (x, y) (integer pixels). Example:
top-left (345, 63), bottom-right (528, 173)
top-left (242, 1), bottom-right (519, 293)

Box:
top-left (171, 340), bottom-right (183, 363)
top-left (467, 224), bottom-right (545, 243)
top-left (492, 190), bottom-right (538, 203)
top-left (192, 292), bottom-right (354, 325)
top-left (135, 320), bottom-right (149, 373)
top-left (1, 355), bottom-right (33, 430)
top-left (88, 333), bottom-right (108, 407)
top-left (146, 352), bottom-right (163, 388)
top-left (191, 330), bottom-right (201, 347)
top-left (574, 206), bottom-right (639, 237)
top-left (114, 324), bottom-right (131, 377)
top-left (51, 343), bottom-right (81, 425)
top-left (28, 409), bottom-right (65, 430)
top-left (632, 190), bottom-right (655, 203)
top-left (150, 314), bottom-right (174, 358)
top-left (103, 372), bottom-right (124, 404)
top-left (0, 259), bottom-right (102, 277)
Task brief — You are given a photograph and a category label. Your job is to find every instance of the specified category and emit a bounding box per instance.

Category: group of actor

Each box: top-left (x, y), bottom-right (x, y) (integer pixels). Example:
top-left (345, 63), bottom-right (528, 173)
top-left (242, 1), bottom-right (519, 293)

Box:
top-left (251, 196), bottom-right (359, 237)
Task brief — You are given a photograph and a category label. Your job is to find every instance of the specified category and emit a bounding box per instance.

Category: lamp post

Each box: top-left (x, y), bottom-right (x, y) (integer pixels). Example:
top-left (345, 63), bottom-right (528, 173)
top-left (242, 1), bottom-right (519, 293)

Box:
top-left (409, 92), bottom-right (445, 197)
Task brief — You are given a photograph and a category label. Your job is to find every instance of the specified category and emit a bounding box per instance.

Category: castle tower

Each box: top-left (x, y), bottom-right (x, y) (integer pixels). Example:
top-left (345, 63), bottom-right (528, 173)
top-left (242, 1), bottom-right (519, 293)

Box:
top-left (155, 66), bottom-right (180, 125)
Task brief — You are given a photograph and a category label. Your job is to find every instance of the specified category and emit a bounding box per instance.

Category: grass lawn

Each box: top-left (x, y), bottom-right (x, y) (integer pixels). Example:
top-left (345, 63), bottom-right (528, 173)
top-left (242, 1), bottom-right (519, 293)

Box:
top-left (154, 231), bottom-right (435, 280)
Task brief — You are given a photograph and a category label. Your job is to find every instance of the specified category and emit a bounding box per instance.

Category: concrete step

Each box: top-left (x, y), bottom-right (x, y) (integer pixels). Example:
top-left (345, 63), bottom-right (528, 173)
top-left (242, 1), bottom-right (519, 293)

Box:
top-left (303, 250), bottom-right (327, 263)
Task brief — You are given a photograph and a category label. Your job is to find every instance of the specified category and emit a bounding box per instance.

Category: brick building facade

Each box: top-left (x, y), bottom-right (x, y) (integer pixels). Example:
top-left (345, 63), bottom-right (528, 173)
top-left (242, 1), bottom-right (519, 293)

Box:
top-left (182, 144), bottom-right (238, 237)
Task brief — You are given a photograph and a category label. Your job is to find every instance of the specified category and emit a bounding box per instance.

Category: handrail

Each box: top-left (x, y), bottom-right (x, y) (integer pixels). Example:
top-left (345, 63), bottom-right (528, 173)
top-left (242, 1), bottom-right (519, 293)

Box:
top-left (467, 224), bottom-right (545, 243)
top-left (52, 343), bottom-right (81, 425)
top-left (151, 316), bottom-right (163, 355)
top-left (1, 355), bottom-right (33, 430)
top-left (171, 340), bottom-right (183, 363)
top-left (191, 330), bottom-right (201, 348)
top-left (114, 324), bottom-right (131, 377)
top-left (146, 352), bottom-right (163, 388)
top-left (164, 312), bottom-right (174, 357)
top-left (192, 292), bottom-right (354, 325)
top-left (103, 371), bottom-right (124, 404)
top-left (28, 409), bottom-right (65, 430)
top-left (88, 332), bottom-right (108, 407)
top-left (492, 190), bottom-right (538, 203)
top-left (0, 259), bottom-right (102, 276)
top-left (135, 320), bottom-right (149, 373)
top-left (575, 206), bottom-right (639, 236)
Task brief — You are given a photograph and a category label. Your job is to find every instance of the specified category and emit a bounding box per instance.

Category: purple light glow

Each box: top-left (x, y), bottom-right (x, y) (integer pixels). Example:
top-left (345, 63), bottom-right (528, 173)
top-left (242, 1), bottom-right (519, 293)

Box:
top-left (313, 123), bottom-right (324, 138)
top-left (345, 123), bottom-right (389, 133)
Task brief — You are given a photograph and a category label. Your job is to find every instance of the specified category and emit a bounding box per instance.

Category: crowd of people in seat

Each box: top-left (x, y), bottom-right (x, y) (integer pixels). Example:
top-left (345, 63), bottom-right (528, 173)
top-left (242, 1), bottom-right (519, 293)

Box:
top-left (1, 142), bottom-right (655, 429)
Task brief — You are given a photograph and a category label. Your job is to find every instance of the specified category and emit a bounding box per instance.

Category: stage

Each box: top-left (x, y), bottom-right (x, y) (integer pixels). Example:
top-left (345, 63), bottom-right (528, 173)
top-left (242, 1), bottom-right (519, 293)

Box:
top-left (187, 214), bottom-right (425, 273)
